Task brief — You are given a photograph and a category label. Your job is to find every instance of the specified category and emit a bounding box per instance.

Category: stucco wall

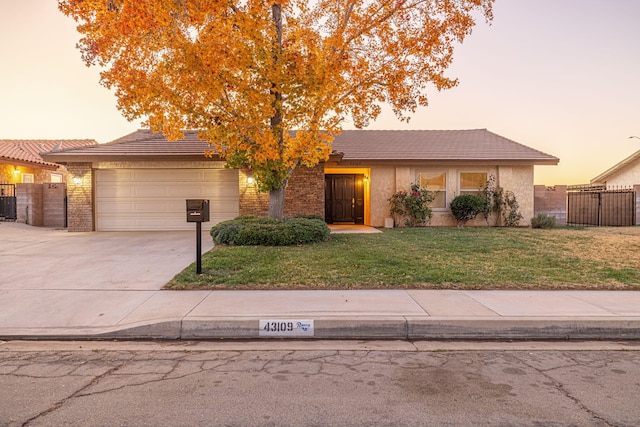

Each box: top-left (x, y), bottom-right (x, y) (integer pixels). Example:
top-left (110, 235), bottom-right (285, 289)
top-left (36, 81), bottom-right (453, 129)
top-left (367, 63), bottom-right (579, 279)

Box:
top-left (597, 160), bottom-right (640, 187)
top-left (369, 166), bottom-right (396, 227)
top-left (368, 164), bottom-right (535, 227)
top-left (498, 166), bottom-right (535, 225)
top-left (0, 164), bottom-right (64, 184)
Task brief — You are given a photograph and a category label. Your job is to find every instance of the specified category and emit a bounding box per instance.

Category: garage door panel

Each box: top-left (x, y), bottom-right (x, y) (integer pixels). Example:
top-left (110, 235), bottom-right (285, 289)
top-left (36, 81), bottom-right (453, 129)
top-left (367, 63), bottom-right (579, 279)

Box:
top-left (95, 168), bottom-right (239, 231)
top-left (97, 183), bottom-right (237, 199)
top-left (97, 215), bottom-right (193, 231)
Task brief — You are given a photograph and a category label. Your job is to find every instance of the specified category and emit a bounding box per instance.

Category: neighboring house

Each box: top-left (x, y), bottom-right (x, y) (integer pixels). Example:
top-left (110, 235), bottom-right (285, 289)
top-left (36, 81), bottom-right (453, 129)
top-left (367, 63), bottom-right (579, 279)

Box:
top-left (1, 139), bottom-right (97, 224)
top-left (41, 129), bottom-right (558, 232)
top-left (0, 139), bottom-right (98, 184)
top-left (591, 148), bottom-right (640, 187)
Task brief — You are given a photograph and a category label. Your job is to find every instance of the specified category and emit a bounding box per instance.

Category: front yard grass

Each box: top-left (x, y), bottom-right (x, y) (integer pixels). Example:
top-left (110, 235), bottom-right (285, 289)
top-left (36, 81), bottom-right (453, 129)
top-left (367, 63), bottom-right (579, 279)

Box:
top-left (165, 226), bottom-right (640, 290)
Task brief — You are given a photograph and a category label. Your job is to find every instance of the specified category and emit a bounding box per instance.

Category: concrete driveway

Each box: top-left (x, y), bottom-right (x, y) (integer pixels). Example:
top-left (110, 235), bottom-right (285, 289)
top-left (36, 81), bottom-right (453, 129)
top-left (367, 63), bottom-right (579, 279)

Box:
top-left (0, 222), bottom-right (213, 290)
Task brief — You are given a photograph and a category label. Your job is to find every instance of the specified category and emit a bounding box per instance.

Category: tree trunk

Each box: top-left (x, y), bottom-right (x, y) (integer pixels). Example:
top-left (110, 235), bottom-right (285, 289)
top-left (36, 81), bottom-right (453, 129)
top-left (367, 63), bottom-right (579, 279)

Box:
top-left (269, 3), bottom-right (286, 221)
top-left (269, 185), bottom-right (286, 220)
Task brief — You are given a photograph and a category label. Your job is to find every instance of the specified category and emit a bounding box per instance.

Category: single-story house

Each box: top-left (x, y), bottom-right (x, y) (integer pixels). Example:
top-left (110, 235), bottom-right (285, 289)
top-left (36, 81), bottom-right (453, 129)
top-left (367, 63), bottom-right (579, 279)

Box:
top-left (41, 129), bottom-right (559, 232)
top-left (0, 139), bottom-right (97, 185)
top-left (591, 148), bottom-right (640, 187)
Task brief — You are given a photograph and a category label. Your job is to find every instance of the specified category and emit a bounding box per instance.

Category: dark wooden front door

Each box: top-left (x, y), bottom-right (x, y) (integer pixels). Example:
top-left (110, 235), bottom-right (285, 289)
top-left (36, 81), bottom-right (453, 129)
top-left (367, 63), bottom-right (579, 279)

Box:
top-left (325, 174), bottom-right (364, 224)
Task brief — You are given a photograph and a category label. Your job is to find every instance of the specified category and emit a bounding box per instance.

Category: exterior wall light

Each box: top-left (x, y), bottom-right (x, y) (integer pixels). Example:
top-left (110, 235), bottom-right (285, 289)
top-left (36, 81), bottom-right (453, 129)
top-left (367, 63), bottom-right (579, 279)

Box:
top-left (72, 176), bottom-right (82, 185)
top-left (247, 172), bottom-right (254, 185)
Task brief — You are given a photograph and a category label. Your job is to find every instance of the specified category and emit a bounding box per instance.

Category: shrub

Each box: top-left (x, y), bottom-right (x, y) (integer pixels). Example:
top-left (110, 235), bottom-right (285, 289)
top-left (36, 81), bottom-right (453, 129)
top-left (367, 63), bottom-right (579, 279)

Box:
top-left (531, 213), bottom-right (556, 229)
top-left (502, 190), bottom-right (523, 227)
top-left (450, 194), bottom-right (485, 227)
top-left (388, 184), bottom-right (436, 227)
top-left (210, 216), bottom-right (330, 246)
top-left (480, 175), bottom-right (523, 227)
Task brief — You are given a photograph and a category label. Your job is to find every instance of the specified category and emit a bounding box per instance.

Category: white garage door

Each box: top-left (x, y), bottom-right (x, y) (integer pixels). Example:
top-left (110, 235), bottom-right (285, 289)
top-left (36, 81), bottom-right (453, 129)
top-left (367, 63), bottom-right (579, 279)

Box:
top-left (95, 168), bottom-right (239, 231)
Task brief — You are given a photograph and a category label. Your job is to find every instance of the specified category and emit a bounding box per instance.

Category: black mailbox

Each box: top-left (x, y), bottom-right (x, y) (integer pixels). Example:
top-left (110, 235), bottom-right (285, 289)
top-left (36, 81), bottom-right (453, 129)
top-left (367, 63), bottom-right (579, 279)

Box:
top-left (186, 199), bottom-right (210, 222)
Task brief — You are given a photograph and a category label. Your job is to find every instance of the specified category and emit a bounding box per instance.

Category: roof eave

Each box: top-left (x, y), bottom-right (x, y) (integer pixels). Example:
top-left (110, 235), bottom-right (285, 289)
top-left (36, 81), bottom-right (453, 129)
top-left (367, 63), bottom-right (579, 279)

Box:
top-left (41, 153), bottom-right (223, 163)
top-left (334, 158), bottom-right (559, 166)
top-left (0, 157), bottom-right (60, 170)
top-left (591, 150), bottom-right (640, 184)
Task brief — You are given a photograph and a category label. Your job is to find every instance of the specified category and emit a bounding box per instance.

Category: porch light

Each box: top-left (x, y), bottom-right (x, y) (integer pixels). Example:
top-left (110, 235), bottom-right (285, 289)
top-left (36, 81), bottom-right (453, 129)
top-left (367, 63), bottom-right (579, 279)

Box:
top-left (13, 167), bottom-right (20, 176)
top-left (72, 176), bottom-right (82, 185)
top-left (247, 172), bottom-right (254, 185)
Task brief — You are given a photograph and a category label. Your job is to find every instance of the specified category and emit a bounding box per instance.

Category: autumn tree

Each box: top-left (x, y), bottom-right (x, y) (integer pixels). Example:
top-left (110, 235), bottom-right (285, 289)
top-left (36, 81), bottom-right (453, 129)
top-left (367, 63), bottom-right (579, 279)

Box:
top-left (59, 0), bottom-right (493, 220)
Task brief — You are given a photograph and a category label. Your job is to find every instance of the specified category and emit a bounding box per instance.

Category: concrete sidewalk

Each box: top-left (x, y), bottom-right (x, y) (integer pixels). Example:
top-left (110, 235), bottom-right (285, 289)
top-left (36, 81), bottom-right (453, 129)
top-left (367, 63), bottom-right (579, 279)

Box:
top-left (1, 288), bottom-right (640, 340)
top-left (1, 222), bottom-right (639, 341)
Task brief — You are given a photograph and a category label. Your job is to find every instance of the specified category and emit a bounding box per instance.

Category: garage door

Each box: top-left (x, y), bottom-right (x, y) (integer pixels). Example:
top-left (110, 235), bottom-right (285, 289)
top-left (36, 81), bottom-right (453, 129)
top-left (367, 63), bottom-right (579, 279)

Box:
top-left (95, 168), bottom-right (239, 231)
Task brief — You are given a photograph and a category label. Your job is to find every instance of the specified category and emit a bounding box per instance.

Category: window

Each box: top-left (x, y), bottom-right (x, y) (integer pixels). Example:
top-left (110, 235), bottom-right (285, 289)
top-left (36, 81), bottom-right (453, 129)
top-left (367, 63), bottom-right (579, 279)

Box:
top-left (50, 173), bottom-right (63, 183)
top-left (418, 171), bottom-right (447, 208)
top-left (22, 173), bottom-right (34, 183)
top-left (459, 172), bottom-right (487, 196)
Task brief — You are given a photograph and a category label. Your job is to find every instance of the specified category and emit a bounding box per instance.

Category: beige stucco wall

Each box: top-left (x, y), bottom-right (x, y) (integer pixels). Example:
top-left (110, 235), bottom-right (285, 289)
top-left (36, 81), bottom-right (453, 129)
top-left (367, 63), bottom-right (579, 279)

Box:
top-left (597, 160), bottom-right (640, 187)
top-left (367, 164), bottom-right (535, 227)
top-left (498, 166), bottom-right (534, 225)
top-left (369, 166), bottom-right (396, 227)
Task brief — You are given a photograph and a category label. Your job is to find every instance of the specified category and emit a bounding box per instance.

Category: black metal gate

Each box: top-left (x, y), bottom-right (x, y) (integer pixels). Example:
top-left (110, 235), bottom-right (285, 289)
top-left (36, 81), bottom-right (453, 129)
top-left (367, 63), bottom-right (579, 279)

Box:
top-left (0, 183), bottom-right (17, 221)
top-left (567, 185), bottom-right (635, 226)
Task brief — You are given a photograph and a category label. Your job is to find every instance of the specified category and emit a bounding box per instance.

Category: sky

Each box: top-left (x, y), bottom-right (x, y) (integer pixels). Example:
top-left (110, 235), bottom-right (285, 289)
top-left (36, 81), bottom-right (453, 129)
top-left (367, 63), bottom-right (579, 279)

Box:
top-left (1, 0), bottom-right (639, 185)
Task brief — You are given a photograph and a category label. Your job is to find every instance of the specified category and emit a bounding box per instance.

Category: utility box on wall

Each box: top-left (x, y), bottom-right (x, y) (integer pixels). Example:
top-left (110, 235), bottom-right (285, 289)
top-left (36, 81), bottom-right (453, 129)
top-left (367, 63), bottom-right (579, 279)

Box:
top-left (186, 199), bottom-right (210, 223)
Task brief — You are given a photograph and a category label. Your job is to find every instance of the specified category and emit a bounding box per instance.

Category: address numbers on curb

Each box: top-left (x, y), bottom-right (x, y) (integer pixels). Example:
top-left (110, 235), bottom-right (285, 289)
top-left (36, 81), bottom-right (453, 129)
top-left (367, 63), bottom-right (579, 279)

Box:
top-left (259, 319), bottom-right (314, 337)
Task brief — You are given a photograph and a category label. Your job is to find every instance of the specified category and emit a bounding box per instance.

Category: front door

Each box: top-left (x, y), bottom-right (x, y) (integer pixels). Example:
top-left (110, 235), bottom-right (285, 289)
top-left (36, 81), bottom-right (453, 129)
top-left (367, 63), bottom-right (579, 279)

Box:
top-left (325, 174), bottom-right (364, 224)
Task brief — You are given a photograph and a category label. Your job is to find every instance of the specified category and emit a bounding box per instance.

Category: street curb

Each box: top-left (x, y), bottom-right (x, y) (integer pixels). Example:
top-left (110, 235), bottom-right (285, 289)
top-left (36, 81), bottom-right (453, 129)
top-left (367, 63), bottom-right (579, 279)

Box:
top-left (3, 317), bottom-right (640, 341)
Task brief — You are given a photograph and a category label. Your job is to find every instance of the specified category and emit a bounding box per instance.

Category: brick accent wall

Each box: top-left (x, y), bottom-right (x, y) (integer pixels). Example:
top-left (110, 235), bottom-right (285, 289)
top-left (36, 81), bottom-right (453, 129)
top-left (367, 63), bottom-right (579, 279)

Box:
top-left (534, 185), bottom-right (567, 226)
top-left (66, 163), bottom-right (93, 232)
top-left (238, 164), bottom-right (325, 219)
top-left (238, 170), bottom-right (270, 217)
top-left (285, 164), bottom-right (325, 218)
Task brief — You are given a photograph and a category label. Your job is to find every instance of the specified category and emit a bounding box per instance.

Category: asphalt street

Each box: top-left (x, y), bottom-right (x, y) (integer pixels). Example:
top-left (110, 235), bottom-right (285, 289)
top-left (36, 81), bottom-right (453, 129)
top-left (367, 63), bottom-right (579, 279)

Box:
top-left (1, 340), bottom-right (639, 426)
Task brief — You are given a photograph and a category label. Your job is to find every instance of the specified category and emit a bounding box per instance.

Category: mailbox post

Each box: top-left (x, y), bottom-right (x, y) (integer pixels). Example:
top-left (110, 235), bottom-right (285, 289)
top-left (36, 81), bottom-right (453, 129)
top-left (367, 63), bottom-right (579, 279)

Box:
top-left (186, 199), bottom-right (210, 274)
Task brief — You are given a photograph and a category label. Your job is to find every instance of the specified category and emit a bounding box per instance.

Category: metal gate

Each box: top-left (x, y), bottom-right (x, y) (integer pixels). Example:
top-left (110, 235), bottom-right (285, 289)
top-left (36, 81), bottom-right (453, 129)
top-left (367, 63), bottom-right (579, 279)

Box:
top-left (567, 185), bottom-right (635, 226)
top-left (0, 183), bottom-right (17, 221)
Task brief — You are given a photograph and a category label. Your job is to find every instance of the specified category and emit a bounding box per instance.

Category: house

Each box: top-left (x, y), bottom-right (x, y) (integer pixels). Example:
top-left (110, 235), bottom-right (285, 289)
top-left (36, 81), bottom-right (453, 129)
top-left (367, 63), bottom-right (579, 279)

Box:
top-left (591, 148), bottom-right (640, 187)
top-left (1, 139), bottom-right (97, 223)
top-left (41, 129), bottom-right (559, 232)
top-left (0, 139), bottom-right (97, 184)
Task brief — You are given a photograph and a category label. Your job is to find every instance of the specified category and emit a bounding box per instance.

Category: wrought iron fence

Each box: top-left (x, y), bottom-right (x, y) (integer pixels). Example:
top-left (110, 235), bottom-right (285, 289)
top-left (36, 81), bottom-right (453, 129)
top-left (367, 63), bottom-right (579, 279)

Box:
top-left (567, 185), bottom-right (635, 226)
top-left (0, 183), bottom-right (17, 221)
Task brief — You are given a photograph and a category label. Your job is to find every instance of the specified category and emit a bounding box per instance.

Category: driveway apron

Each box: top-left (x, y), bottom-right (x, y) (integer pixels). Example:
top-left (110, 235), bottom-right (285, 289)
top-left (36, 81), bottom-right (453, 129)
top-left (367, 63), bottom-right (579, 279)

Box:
top-left (0, 222), bottom-right (212, 290)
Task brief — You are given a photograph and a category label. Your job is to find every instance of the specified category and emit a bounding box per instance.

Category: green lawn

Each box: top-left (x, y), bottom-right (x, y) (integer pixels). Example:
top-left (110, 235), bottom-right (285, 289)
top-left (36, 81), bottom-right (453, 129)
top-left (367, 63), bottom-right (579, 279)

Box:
top-left (165, 227), bottom-right (640, 290)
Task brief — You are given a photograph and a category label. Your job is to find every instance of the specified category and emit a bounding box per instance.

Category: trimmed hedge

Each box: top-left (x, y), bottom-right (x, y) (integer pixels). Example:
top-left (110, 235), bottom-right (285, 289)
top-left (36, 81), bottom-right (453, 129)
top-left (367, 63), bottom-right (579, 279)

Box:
top-left (450, 194), bottom-right (485, 226)
top-left (210, 216), bottom-right (331, 246)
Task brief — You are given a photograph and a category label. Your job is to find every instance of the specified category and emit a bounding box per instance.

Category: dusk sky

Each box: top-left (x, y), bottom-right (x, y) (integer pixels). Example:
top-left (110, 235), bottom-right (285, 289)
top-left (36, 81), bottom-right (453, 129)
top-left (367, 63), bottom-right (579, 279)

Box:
top-left (1, 0), bottom-right (639, 185)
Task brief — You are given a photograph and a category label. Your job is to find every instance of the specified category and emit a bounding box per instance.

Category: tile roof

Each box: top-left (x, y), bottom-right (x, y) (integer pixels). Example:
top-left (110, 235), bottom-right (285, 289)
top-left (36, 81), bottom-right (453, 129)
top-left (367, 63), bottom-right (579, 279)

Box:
top-left (42, 130), bottom-right (211, 162)
top-left (0, 139), bottom-right (97, 167)
top-left (331, 129), bottom-right (558, 164)
top-left (40, 129), bottom-right (559, 165)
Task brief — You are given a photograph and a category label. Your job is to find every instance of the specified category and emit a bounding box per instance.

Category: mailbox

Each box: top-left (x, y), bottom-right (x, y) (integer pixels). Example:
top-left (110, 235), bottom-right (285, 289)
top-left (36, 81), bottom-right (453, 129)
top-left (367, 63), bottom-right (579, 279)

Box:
top-left (186, 199), bottom-right (210, 222)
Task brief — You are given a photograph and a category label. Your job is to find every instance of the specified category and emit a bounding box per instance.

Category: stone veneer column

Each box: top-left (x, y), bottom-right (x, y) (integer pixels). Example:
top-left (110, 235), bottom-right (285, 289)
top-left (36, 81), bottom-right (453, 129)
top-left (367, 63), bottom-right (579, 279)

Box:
top-left (66, 163), bottom-right (93, 232)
